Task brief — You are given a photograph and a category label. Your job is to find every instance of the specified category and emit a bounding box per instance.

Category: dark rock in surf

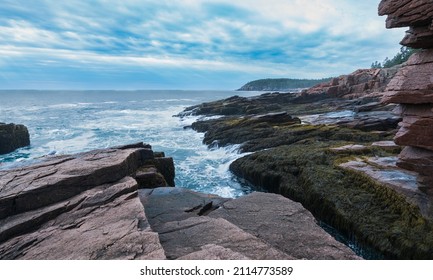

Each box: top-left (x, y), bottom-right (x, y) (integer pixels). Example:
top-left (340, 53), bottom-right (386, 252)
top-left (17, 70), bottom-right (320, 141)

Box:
top-left (0, 123), bottom-right (30, 155)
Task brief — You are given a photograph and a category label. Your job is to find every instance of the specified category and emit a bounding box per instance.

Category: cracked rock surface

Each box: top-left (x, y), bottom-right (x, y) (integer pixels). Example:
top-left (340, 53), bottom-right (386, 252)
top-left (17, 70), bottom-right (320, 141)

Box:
top-left (140, 187), bottom-right (360, 260)
top-left (0, 143), bottom-right (171, 259)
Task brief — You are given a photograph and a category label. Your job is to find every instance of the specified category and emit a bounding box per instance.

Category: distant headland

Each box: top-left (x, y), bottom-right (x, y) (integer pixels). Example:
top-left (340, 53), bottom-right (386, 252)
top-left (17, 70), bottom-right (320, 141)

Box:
top-left (237, 78), bottom-right (332, 91)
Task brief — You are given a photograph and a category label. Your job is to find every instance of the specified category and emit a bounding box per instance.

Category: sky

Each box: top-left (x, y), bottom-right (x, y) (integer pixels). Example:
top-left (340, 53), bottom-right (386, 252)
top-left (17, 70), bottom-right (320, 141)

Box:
top-left (0, 0), bottom-right (406, 90)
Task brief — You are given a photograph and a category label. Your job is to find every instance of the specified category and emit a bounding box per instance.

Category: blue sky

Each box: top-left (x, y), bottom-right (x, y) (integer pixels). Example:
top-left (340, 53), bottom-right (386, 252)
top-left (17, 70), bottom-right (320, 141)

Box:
top-left (0, 0), bottom-right (406, 90)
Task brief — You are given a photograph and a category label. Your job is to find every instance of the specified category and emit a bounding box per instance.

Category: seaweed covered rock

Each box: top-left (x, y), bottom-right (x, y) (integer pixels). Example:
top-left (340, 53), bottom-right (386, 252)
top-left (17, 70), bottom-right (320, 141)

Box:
top-left (178, 94), bottom-right (296, 117)
top-left (230, 142), bottom-right (433, 259)
top-left (192, 114), bottom-right (394, 153)
top-left (0, 122), bottom-right (30, 155)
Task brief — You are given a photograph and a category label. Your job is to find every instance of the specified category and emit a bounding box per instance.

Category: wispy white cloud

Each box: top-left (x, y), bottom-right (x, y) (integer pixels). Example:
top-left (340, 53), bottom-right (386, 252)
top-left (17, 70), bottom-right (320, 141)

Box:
top-left (0, 0), bottom-right (406, 89)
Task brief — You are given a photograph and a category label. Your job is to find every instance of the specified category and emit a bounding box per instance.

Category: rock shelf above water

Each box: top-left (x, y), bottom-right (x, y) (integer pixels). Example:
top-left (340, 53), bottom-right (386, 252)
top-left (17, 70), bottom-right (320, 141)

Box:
top-left (0, 143), bottom-right (359, 259)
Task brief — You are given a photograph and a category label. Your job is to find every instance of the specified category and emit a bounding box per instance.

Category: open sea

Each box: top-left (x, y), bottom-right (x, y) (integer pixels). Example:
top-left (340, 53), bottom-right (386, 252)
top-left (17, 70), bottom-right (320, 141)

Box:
top-left (0, 90), bottom-right (261, 198)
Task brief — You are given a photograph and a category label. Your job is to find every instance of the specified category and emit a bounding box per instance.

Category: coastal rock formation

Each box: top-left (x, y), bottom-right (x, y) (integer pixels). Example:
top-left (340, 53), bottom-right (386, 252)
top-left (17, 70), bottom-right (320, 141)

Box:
top-left (140, 187), bottom-right (359, 260)
top-left (208, 192), bottom-right (358, 260)
top-left (0, 143), bottom-right (173, 259)
top-left (0, 143), bottom-right (359, 259)
top-left (379, 0), bottom-right (433, 48)
top-left (301, 67), bottom-right (400, 98)
top-left (0, 123), bottom-right (30, 155)
top-left (380, 0), bottom-right (433, 186)
top-left (180, 78), bottom-right (432, 258)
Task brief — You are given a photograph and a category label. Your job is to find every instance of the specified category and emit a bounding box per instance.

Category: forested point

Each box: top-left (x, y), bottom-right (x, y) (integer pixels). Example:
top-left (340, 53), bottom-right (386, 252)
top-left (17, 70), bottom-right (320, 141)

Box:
top-left (237, 77), bottom-right (332, 91)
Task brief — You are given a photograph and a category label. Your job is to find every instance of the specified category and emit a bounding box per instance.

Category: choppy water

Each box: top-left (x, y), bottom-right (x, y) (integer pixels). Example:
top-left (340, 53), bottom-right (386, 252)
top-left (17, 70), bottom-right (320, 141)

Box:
top-left (0, 90), bottom-right (260, 198)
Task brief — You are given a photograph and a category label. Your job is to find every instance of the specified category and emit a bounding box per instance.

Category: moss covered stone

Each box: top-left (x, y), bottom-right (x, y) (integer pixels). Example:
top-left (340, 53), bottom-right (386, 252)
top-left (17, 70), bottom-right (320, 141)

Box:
top-left (230, 141), bottom-right (433, 259)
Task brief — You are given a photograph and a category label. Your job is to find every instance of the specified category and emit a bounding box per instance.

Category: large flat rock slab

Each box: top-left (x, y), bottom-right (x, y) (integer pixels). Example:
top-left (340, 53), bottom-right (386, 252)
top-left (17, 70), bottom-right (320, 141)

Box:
top-left (157, 216), bottom-right (292, 260)
top-left (140, 187), bottom-right (285, 260)
top-left (140, 187), bottom-right (359, 260)
top-left (0, 145), bottom-right (154, 219)
top-left (0, 143), bottom-right (176, 260)
top-left (0, 177), bottom-right (165, 259)
top-left (209, 192), bottom-right (360, 260)
top-left (177, 244), bottom-right (249, 260)
top-left (139, 187), bottom-right (230, 231)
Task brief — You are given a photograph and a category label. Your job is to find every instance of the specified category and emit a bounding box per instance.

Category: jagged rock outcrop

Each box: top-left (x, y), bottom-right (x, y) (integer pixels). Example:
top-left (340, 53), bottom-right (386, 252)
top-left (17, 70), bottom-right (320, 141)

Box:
top-left (0, 143), bottom-right (173, 259)
top-left (301, 67), bottom-right (400, 98)
top-left (379, 0), bottom-right (433, 48)
top-left (380, 0), bottom-right (433, 186)
top-left (0, 123), bottom-right (30, 155)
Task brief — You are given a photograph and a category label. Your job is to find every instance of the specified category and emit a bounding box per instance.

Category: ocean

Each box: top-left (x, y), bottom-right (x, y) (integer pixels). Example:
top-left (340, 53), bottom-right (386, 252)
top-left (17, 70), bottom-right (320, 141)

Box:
top-left (0, 90), bottom-right (261, 198)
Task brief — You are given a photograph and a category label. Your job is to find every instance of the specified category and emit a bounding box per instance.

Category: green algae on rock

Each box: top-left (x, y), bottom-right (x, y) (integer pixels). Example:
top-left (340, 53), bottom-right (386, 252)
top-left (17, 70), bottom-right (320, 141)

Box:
top-left (230, 141), bottom-right (433, 259)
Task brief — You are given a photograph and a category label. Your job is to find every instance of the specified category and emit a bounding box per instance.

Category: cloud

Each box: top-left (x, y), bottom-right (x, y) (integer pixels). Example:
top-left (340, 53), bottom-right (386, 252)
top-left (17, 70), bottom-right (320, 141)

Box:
top-left (0, 0), bottom-right (407, 89)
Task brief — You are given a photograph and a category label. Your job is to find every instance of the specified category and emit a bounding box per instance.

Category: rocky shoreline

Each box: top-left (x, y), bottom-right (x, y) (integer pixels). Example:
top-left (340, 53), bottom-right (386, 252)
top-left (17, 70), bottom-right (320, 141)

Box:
top-left (1, 0), bottom-right (432, 260)
top-left (174, 0), bottom-right (433, 258)
top-left (179, 59), bottom-right (433, 258)
top-left (0, 142), bottom-right (360, 259)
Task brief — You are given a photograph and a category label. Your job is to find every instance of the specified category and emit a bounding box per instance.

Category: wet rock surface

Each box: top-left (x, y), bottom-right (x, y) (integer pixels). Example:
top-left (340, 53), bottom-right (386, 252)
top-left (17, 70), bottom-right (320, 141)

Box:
top-left (340, 157), bottom-right (432, 219)
top-left (0, 123), bottom-right (30, 155)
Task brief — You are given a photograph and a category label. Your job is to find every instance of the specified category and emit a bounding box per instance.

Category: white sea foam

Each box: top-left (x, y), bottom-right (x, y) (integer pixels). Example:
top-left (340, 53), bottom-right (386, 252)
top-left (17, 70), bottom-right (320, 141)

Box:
top-left (0, 90), bottom-right (262, 198)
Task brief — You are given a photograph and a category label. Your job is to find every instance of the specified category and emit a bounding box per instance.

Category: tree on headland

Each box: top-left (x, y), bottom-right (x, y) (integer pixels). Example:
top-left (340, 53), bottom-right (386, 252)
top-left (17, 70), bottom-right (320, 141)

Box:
top-left (371, 46), bottom-right (418, 68)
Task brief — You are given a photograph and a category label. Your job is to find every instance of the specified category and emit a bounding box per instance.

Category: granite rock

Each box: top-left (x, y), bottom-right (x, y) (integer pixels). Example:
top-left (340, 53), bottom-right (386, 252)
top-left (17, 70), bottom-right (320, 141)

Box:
top-left (383, 50), bottom-right (433, 104)
top-left (140, 187), bottom-right (359, 260)
top-left (379, 0), bottom-right (433, 48)
top-left (398, 146), bottom-right (433, 186)
top-left (380, 0), bottom-right (433, 188)
top-left (0, 143), bottom-right (174, 259)
top-left (209, 192), bottom-right (360, 260)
